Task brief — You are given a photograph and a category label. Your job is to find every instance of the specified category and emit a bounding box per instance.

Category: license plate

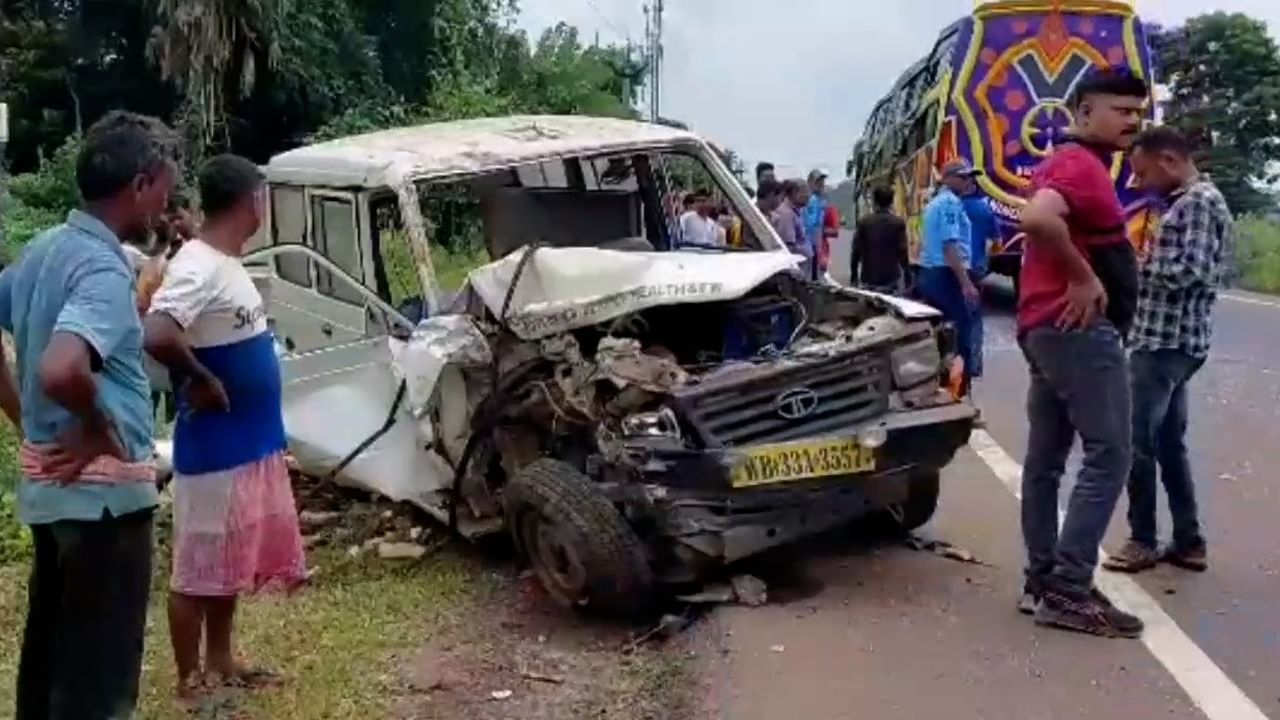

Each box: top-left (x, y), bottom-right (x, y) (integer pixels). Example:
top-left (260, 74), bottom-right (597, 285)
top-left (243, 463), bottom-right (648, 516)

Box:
top-left (730, 438), bottom-right (878, 489)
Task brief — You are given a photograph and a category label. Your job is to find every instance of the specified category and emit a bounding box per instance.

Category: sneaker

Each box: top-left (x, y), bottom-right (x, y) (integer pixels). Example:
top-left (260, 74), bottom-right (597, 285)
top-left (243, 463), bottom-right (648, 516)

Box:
top-left (1161, 544), bottom-right (1208, 573)
top-left (1033, 585), bottom-right (1144, 639)
top-left (1017, 584), bottom-right (1040, 616)
top-left (1102, 541), bottom-right (1160, 574)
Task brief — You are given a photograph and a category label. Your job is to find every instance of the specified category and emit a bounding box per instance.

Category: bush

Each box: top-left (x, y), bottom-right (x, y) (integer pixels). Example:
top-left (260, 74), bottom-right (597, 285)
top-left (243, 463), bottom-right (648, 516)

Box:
top-left (1235, 216), bottom-right (1280, 294)
top-left (1, 134), bottom-right (82, 262)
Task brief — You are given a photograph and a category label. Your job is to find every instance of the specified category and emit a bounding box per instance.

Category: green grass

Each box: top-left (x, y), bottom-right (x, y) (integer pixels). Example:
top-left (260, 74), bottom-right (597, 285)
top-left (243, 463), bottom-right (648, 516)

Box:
top-left (1236, 216), bottom-right (1280, 295)
top-left (0, 532), bottom-right (479, 719)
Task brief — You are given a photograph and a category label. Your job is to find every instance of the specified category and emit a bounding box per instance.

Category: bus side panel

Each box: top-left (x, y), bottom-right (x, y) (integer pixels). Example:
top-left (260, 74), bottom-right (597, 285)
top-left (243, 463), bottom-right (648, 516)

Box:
top-left (947, 5), bottom-right (1157, 273)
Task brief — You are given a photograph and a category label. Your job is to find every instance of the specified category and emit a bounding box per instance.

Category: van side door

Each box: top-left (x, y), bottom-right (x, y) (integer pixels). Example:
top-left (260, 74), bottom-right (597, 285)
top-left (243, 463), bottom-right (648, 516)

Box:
top-left (264, 186), bottom-right (370, 353)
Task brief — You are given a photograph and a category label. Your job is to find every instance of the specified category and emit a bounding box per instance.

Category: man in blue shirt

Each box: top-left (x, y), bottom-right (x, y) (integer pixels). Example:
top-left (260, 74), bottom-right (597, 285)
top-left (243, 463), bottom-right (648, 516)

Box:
top-left (0, 111), bottom-right (178, 719)
top-left (918, 160), bottom-right (982, 393)
top-left (962, 185), bottom-right (999, 380)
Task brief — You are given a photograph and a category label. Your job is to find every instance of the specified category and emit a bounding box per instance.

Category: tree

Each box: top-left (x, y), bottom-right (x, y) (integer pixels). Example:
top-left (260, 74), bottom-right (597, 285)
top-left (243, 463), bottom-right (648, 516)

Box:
top-left (1152, 13), bottom-right (1280, 214)
top-left (149, 0), bottom-right (284, 152)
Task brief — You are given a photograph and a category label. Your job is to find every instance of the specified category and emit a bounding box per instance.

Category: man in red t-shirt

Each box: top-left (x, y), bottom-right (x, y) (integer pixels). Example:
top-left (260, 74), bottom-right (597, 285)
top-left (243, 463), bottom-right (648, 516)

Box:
top-left (1015, 69), bottom-right (1145, 638)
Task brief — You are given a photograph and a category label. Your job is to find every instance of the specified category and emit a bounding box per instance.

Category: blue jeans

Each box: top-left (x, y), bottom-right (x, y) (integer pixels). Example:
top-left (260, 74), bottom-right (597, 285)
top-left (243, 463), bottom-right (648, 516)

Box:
top-left (1126, 350), bottom-right (1207, 551)
top-left (918, 267), bottom-right (974, 388)
top-left (1020, 322), bottom-right (1132, 593)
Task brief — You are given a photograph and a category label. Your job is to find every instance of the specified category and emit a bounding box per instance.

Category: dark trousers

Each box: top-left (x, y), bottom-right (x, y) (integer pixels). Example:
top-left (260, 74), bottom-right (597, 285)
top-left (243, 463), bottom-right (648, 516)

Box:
top-left (1126, 349), bottom-right (1207, 551)
top-left (967, 269), bottom-right (985, 379)
top-left (17, 510), bottom-right (154, 720)
top-left (1020, 322), bottom-right (1132, 593)
top-left (918, 267), bottom-right (974, 388)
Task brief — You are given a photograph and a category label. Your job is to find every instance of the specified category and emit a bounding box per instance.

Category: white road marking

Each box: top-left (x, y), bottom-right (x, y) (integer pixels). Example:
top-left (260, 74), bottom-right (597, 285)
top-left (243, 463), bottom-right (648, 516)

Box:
top-left (968, 429), bottom-right (1271, 720)
top-left (1222, 291), bottom-right (1280, 310)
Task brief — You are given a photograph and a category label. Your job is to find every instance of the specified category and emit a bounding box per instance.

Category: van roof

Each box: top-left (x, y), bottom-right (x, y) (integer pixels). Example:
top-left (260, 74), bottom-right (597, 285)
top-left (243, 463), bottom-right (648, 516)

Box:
top-left (265, 115), bottom-right (702, 188)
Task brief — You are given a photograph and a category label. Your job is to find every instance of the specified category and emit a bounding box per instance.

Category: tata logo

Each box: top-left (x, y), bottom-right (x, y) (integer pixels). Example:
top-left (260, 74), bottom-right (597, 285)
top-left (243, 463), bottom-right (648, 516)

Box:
top-left (775, 388), bottom-right (820, 420)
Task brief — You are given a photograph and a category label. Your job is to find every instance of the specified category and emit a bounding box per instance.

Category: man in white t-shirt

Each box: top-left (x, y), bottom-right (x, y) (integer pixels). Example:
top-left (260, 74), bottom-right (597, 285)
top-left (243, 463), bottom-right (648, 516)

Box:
top-left (143, 154), bottom-right (306, 698)
top-left (678, 190), bottom-right (719, 246)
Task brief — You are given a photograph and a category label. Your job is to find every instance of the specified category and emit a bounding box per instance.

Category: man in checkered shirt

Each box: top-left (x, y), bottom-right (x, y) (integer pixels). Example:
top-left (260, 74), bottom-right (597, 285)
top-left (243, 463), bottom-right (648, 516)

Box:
top-left (1105, 126), bottom-right (1232, 575)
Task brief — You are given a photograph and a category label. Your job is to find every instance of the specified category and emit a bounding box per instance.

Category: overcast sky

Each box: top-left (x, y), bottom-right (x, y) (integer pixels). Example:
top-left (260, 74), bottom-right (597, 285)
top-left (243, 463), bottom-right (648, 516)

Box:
top-left (516, 0), bottom-right (1280, 179)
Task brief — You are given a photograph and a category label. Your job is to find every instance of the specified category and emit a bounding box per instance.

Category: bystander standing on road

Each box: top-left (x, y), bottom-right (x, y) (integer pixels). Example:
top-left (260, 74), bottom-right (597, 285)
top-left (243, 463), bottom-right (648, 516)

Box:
top-left (1103, 127), bottom-right (1231, 575)
top-left (804, 169), bottom-right (840, 276)
top-left (0, 111), bottom-right (178, 719)
top-left (773, 180), bottom-right (813, 278)
top-left (145, 155), bottom-right (308, 702)
top-left (851, 185), bottom-right (910, 295)
top-left (756, 178), bottom-right (784, 221)
top-left (962, 180), bottom-right (999, 381)
top-left (1016, 69), bottom-right (1147, 638)
top-left (756, 161), bottom-right (777, 187)
top-left (918, 161), bottom-right (981, 392)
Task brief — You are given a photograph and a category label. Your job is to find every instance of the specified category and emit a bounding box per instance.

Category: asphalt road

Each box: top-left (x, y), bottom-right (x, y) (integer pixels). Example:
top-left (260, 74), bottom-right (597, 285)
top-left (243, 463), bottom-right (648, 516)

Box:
top-left (694, 232), bottom-right (1280, 719)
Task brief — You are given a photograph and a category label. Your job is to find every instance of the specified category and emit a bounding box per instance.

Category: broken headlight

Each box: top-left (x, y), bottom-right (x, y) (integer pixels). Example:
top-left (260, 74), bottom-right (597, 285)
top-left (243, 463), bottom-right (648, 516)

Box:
top-left (891, 337), bottom-right (942, 389)
top-left (621, 407), bottom-right (683, 440)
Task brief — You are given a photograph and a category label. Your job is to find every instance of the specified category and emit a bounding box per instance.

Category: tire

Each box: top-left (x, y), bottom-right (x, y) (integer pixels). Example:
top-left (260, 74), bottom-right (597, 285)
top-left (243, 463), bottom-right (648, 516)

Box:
top-left (504, 459), bottom-right (654, 619)
top-left (888, 470), bottom-right (941, 532)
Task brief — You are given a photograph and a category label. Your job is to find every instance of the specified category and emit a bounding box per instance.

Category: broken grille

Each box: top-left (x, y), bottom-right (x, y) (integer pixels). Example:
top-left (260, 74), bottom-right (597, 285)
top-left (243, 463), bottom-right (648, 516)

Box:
top-left (674, 350), bottom-right (891, 448)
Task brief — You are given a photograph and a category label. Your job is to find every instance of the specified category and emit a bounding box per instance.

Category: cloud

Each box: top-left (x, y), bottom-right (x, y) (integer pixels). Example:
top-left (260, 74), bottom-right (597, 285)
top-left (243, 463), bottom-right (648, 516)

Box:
top-left (518, 1), bottom-right (1280, 179)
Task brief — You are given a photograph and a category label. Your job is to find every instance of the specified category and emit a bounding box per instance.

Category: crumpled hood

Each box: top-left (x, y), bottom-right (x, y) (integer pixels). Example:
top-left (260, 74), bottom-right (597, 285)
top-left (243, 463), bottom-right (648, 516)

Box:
top-left (465, 247), bottom-right (803, 340)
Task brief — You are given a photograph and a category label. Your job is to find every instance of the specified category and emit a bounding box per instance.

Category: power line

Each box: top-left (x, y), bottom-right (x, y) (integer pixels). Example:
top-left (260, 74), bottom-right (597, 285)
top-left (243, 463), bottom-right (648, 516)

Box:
top-left (584, 0), bottom-right (631, 43)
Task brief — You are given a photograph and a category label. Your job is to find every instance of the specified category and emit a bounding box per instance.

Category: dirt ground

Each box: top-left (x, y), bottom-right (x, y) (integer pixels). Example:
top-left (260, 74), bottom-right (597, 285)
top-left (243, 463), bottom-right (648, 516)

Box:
top-left (384, 570), bottom-right (696, 720)
top-left (293, 475), bottom-right (698, 720)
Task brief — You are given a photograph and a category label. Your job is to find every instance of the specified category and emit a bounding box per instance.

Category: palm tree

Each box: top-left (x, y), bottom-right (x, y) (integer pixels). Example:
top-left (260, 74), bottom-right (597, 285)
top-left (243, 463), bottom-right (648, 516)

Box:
top-left (148, 0), bottom-right (282, 152)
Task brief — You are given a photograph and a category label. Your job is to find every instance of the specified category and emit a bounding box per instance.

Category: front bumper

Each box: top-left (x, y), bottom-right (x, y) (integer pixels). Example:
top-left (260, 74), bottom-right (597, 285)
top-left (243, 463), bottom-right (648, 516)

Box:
top-left (620, 403), bottom-right (976, 573)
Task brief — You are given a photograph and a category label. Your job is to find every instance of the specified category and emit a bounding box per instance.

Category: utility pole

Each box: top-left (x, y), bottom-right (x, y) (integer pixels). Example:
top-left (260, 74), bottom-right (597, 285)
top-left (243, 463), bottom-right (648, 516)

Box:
top-left (643, 0), bottom-right (665, 123)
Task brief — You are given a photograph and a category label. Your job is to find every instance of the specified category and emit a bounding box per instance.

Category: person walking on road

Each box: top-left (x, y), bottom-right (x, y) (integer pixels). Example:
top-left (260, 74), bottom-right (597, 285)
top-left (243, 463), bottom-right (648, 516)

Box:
top-left (918, 160), bottom-right (981, 393)
top-left (0, 110), bottom-right (178, 719)
top-left (1104, 127), bottom-right (1231, 575)
top-left (145, 155), bottom-right (308, 700)
top-left (962, 181), bottom-right (999, 380)
top-left (851, 185), bottom-right (910, 295)
top-left (1016, 69), bottom-right (1147, 638)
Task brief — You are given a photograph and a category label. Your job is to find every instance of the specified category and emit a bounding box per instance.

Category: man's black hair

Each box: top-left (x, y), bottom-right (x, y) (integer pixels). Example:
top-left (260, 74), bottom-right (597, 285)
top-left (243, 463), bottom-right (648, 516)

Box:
top-left (755, 162), bottom-right (775, 179)
top-left (757, 178), bottom-right (783, 200)
top-left (76, 111), bottom-right (180, 202)
top-left (198, 154), bottom-right (264, 217)
top-left (1132, 125), bottom-right (1193, 158)
top-left (1070, 68), bottom-right (1149, 108)
top-left (872, 185), bottom-right (894, 210)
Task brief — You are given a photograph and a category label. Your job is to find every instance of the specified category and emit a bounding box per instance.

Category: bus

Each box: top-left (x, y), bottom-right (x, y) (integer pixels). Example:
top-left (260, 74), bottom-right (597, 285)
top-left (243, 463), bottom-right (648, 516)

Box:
top-left (848, 0), bottom-right (1159, 286)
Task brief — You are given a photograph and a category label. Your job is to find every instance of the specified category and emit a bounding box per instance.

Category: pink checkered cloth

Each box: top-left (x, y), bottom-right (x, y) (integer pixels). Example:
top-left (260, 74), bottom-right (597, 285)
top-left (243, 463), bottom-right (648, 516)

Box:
top-left (170, 451), bottom-right (308, 597)
top-left (20, 441), bottom-right (156, 484)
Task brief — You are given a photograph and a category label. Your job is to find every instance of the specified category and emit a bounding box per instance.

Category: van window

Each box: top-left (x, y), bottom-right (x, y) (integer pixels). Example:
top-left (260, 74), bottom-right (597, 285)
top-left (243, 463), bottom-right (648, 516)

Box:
top-left (272, 186), bottom-right (310, 286)
top-left (311, 196), bottom-right (365, 305)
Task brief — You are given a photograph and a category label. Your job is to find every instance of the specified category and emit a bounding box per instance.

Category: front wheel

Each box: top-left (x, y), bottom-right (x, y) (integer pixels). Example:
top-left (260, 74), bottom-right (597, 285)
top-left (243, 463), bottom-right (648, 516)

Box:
top-left (887, 470), bottom-right (941, 532)
top-left (504, 459), bottom-right (654, 619)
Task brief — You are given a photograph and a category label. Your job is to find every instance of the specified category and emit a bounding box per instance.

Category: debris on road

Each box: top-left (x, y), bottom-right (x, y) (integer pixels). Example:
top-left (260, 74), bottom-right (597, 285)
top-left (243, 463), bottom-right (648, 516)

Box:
top-left (490, 689), bottom-right (514, 701)
top-left (731, 575), bottom-right (769, 607)
top-left (623, 612), bottom-right (696, 653)
top-left (519, 669), bottom-right (567, 685)
top-left (378, 542), bottom-right (428, 560)
top-left (676, 574), bottom-right (770, 607)
top-left (903, 535), bottom-right (992, 567)
top-left (770, 645), bottom-right (786, 653)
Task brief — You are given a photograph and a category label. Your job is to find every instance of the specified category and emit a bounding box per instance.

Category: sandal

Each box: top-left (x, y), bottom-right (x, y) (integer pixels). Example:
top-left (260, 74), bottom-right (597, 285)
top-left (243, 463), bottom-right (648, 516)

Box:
top-left (1102, 541), bottom-right (1159, 573)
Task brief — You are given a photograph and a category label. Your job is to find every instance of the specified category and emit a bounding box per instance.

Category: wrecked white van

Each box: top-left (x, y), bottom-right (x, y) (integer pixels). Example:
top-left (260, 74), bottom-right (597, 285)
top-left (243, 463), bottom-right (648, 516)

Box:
top-left (244, 116), bottom-right (976, 616)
